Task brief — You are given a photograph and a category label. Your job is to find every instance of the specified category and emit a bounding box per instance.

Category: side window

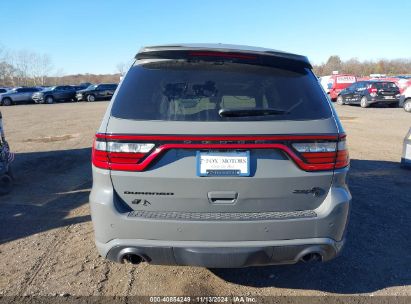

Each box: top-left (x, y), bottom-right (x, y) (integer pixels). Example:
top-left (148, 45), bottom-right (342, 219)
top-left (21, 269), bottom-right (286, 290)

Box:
top-left (21, 88), bottom-right (36, 92)
top-left (357, 82), bottom-right (366, 91)
top-left (16, 88), bottom-right (25, 92)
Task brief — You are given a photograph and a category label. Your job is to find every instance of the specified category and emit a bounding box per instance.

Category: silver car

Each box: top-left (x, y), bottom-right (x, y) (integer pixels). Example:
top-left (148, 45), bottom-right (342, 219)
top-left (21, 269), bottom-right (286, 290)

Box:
top-left (90, 44), bottom-right (351, 268)
top-left (0, 87), bottom-right (42, 106)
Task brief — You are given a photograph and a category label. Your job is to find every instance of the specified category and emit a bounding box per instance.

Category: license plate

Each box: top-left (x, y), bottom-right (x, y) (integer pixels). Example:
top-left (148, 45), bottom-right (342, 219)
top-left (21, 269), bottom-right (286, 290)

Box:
top-left (196, 151), bottom-right (250, 177)
top-left (384, 96), bottom-right (394, 99)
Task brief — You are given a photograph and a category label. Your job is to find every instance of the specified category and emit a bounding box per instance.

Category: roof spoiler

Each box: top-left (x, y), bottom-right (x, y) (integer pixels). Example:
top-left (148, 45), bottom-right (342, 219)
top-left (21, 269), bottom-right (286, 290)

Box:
top-left (135, 45), bottom-right (312, 69)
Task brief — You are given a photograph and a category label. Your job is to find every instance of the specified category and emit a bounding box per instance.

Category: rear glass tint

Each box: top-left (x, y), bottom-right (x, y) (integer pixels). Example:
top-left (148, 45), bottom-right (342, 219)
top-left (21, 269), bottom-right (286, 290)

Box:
top-left (374, 82), bottom-right (398, 89)
top-left (111, 61), bottom-right (331, 121)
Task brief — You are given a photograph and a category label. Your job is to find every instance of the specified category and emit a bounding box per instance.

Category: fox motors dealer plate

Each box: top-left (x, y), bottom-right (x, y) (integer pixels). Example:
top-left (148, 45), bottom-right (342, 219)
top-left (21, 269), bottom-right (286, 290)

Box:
top-left (196, 151), bottom-right (250, 177)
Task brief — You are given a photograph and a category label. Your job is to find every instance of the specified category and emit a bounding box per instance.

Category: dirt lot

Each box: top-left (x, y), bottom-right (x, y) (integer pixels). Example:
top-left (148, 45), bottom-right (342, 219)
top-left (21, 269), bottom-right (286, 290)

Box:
top-left (0, 102), bottom-right (410, 299)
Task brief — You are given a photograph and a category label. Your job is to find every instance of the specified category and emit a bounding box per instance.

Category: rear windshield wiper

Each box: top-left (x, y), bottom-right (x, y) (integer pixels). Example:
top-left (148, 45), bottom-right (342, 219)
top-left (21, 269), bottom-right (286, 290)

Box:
top-left (218, 108), bottom-right (289, 118)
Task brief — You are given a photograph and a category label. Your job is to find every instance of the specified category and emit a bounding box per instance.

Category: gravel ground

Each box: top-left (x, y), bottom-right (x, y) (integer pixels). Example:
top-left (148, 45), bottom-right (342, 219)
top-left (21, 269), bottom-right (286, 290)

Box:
top-left (0, 101), bottom-right (410, 300)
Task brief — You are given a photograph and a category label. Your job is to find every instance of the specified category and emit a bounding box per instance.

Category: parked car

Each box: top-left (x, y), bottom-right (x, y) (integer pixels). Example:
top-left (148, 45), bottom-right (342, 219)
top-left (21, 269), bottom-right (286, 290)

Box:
top-left (327, 74), bottom-right (357, 101)
top-left (370, 76), bottom-right (408, 94)
top-left (32, 85), bottom-right (78, 104)
top-left (0, 87), bottom-right (42, 106)
top-left (336, 80), bottom-right (400, 108)
top-left (90, 43), bottom-right (351, 268)
top-left (399, 86), bottom-right (411, 112)
top-left (394, 77), bottom-right (411, 94)
top-left (76, 83), bottom-right (118, 102)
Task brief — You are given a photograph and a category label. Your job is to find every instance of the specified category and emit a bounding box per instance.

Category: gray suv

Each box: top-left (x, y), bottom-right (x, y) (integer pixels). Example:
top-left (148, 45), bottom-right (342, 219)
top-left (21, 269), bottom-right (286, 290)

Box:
top-left (90, 44), bottom-right (351, 268)
top-left (0, 87), bottom-right (41, 106)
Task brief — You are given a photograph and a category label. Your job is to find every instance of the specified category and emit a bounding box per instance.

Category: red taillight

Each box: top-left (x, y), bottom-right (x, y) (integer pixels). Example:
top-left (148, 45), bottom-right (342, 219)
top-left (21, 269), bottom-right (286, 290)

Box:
top-left (92, 138), bottom-right (154, 170)
top-left (91, 134), bottom-right (349, 172)
top-left (335, 136), bottom-right (350, 169)
top-left (293, 142), bottom-right (337, 170)
top-left (292, 134), bottom-right (349, 170)
top-left (368, 85), bottom-right (378, 97)
top-left (301, 152), bottom-right (337, 164)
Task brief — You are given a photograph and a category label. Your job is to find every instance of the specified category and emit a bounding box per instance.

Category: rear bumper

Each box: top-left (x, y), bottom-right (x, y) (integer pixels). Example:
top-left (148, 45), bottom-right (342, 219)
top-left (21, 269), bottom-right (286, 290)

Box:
top-left (369, 97), bottom-right (399, 104)
top-left (90, 167), bottom-right (351, 267)
top-left (100, 238), bottom-right (345, 268)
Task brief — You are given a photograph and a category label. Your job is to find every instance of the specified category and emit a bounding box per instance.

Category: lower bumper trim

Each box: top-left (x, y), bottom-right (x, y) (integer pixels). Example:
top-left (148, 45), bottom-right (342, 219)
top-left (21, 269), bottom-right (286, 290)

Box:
top-left (104, 238), bottom-right (343, 268)
top-left (128, 209), bottom-right (317, 221)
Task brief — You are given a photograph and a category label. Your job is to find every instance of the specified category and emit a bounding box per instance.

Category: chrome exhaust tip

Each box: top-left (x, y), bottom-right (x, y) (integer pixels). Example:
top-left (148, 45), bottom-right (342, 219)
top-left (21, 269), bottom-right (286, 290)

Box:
top-left (122, 253), bottom-right (143, 265)
top-left (301, 252), bottom-right (322, 263)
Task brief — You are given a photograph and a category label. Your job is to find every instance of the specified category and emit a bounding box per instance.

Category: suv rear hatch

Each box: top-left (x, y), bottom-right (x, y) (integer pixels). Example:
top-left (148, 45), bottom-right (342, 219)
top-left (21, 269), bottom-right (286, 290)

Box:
top-left (372, 82), bottom-right (400, 100)
top-left (94, 49), bottom-right (348, 214)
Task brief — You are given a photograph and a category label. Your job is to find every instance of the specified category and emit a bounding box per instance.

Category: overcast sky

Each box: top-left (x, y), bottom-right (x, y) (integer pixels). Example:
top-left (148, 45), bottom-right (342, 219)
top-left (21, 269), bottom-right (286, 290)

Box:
top-left (1, 0), bottom-right (410, 75)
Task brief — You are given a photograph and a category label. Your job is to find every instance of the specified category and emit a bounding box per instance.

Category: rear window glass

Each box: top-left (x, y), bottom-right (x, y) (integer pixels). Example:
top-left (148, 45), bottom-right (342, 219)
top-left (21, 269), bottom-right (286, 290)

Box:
top-left (111, 61), bottom-right (332, 121)
top-left (374, 82), bottom-right (397, 89)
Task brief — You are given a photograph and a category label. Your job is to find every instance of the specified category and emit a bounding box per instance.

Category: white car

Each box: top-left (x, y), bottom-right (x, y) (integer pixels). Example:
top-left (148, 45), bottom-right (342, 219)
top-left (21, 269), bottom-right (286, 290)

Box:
top-left (400, 86), bottom-right (411, 112)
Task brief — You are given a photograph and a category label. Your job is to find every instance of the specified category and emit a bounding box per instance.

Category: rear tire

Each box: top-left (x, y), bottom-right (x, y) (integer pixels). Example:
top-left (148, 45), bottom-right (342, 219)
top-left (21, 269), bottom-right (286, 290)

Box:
top-left (336, 96), bottom-right (345, 105)
top-left (360, 96), bottom-right (369, 108)
top-left (2, 98), bottom-right (12, 106)
top-left (87, 94), bottom-right (95, 102)
top-left (45, 96), bottom-right (54, 104)
top-left (404, 99), bottom-right (411, 113)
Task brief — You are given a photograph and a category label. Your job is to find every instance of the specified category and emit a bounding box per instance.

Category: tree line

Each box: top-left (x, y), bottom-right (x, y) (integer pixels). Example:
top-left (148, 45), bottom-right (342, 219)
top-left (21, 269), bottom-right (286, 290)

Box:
top-left (0, 44), bottom-right (127, 87)
top-left (0, 44), bottom-right (55, 87)
top-left (313, 55), bottom-right (411, 77)
top-left (3, 43), bottom-right (410, 86)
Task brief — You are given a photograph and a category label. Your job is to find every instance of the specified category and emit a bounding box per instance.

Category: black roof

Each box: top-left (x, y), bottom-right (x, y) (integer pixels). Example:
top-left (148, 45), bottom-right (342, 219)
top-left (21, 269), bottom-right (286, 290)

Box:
top-left (135, 43), bottom-right (312, 68)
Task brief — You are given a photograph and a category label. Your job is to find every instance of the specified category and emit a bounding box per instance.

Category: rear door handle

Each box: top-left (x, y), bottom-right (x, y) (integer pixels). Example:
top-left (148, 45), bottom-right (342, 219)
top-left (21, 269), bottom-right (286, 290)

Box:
top-left (207, 191), bottom-right (238, 204)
